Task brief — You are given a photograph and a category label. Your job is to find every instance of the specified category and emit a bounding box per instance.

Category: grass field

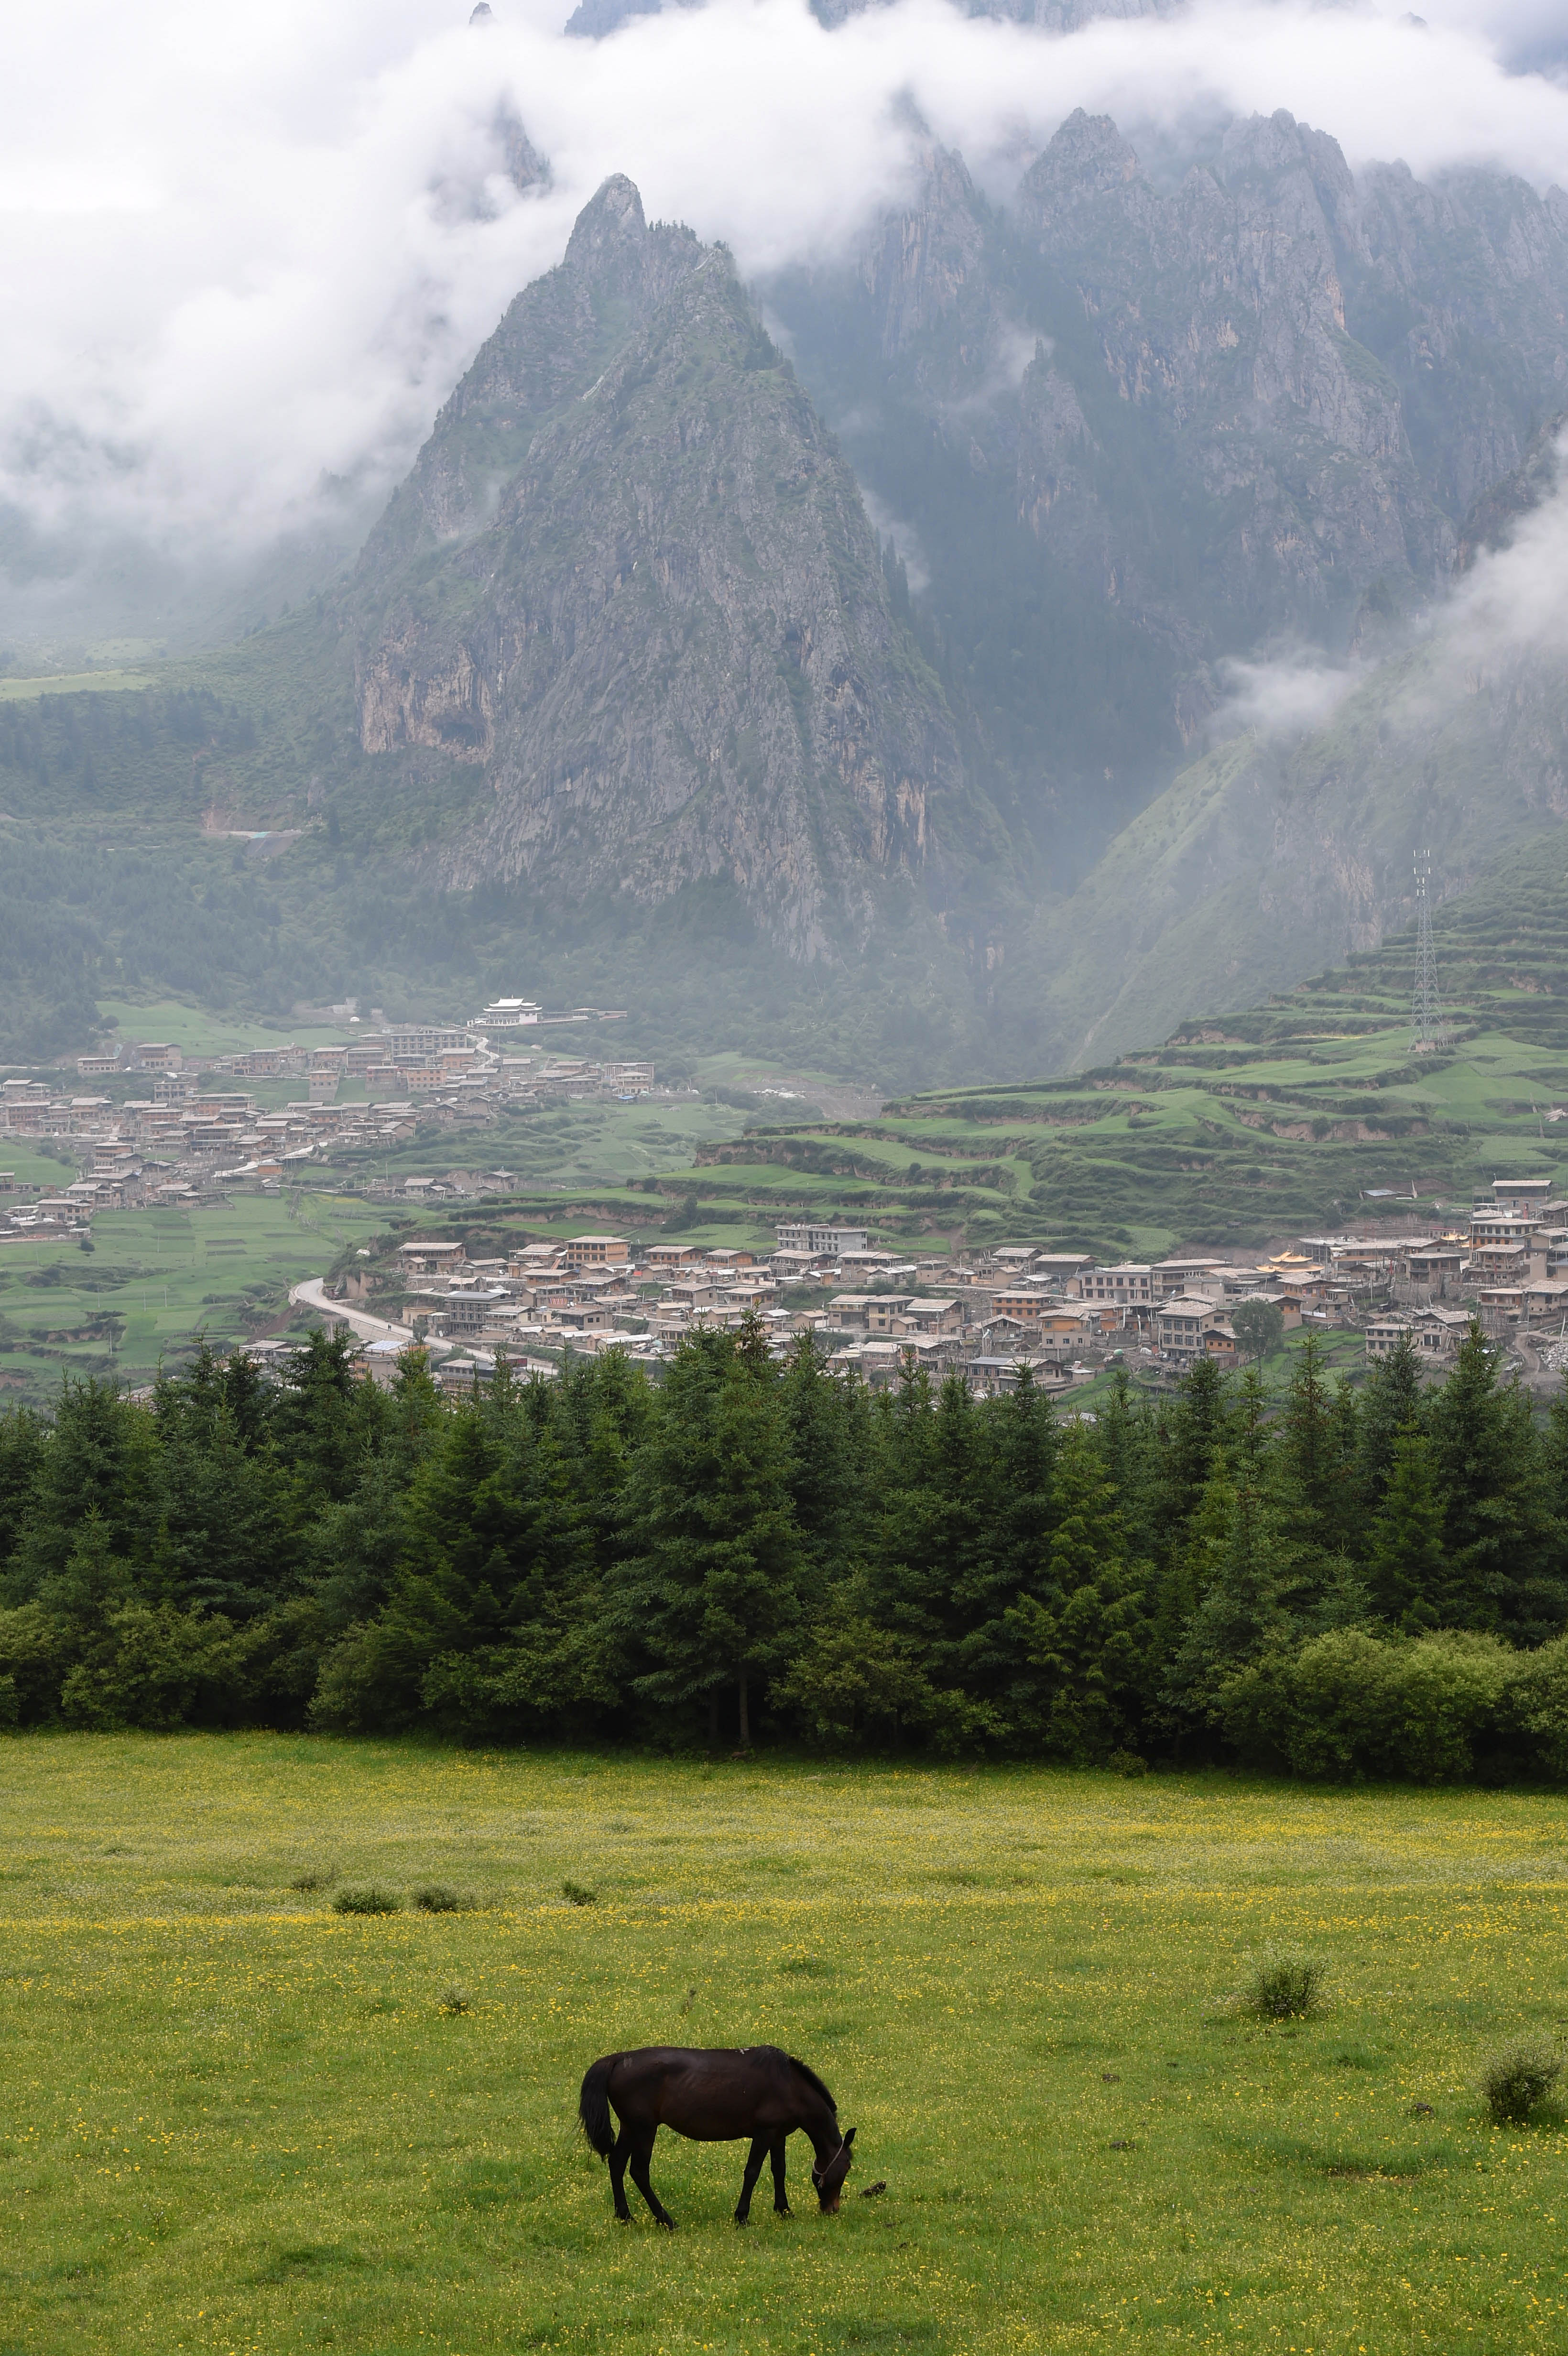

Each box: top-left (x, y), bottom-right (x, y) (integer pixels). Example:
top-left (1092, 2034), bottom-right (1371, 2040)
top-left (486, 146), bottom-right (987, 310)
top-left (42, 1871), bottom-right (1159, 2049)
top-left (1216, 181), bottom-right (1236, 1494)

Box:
top-left (0, 1193), bottom-right (386, 1396)
top-left (88, 1002), bottom-right (365, 1060)
top-left (0, 670), bottom-right (157, 703)
top-left (3, 1739), bottom-right (1566, 2355)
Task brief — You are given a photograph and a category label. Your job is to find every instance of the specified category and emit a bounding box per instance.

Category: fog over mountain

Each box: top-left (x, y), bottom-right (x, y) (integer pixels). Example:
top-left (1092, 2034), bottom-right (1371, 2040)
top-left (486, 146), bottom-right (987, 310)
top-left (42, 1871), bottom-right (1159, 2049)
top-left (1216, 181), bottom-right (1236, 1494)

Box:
top-left (3, 0), bottom-right (1567, 631)
top-left (4, 0), bottom-right (1568, 1080)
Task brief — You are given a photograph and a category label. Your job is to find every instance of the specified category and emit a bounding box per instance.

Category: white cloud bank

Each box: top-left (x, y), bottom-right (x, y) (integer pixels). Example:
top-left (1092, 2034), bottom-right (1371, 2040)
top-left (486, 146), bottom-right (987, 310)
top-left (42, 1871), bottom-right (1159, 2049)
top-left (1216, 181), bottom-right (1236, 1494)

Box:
top-left (0, 0), bottom-right (1567, 575)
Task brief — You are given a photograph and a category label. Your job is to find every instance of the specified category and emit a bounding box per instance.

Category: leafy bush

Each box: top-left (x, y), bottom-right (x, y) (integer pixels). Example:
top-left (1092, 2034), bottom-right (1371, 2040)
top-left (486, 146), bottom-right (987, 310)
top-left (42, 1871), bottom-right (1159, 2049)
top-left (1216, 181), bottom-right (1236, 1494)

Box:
top-left (768, 1599), bottom-right (937, 1750)
top-left (1245, 1949), bottom-right (1324, 2020)
top-left (412, 1884), bottom-right (472, 1913)
top-left (1216, 1630), bottom-right (1513, 1783)
top-left (561, 1880), bottom-right (596, 1907)
top-left (1503, 1636), bottom-right (1568, 1780)
top-left (289, 1867), bottom-right (334, 1893)
top-left (332, 1885), bottom-right (403, 1916)
top-left (439, 1984), bottom-right (472, 2015)
top-left (1481, 2042), bottom-right (1561, 2126)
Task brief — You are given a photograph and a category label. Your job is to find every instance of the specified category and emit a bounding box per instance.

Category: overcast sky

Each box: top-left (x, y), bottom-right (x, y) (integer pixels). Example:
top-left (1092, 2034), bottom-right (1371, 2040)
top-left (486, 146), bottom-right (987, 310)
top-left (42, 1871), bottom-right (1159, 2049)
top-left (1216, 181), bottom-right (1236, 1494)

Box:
top-left (1, 0), bottom-right (1566, 584)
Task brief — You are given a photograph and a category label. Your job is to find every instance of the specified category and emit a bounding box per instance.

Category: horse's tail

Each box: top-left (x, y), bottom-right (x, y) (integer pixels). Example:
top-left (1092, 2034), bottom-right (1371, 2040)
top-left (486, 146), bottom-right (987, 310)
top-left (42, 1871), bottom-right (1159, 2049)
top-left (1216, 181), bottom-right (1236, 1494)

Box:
top-left (578, 2055), bottom-right (618, 2159)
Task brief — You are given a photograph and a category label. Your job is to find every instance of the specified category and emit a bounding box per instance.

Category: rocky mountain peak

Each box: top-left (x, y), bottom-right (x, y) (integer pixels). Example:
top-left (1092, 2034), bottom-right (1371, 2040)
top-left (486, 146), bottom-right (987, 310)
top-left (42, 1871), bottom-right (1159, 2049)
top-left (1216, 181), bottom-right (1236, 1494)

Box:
top-left (1024, 110), bottom-right (1141, 209)
top-left (344, 179), bottom-right (989, 962)
top-left (564, 171), bottom-right (649, 277)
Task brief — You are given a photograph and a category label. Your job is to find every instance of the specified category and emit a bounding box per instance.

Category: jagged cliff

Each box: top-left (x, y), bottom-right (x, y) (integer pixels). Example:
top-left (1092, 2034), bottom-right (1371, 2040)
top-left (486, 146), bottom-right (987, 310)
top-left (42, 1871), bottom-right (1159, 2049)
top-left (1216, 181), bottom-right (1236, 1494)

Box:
top-left (347, 177), bottom-right (992, 962)
top-left (993, 420), bottom-right (1568, 1070)
top-left (771, 111), bottom-right (1568, 848)
top-left (131, 105), bottom-right (1568, 1078)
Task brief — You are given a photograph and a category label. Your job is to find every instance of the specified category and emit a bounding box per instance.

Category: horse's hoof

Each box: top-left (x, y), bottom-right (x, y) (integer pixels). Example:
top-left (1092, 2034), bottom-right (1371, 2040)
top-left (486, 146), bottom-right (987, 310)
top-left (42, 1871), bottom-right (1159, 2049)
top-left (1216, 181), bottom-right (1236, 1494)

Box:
top-left (659, 2218), bottom-right (676, 2232)
top-left (734, 2215), bottom-right (750, 2227)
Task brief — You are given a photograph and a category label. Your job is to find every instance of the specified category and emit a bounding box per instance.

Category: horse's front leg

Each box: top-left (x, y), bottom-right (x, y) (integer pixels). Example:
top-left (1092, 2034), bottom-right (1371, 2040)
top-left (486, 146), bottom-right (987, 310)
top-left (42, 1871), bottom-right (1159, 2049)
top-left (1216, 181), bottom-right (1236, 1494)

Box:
top-left (734, 2135), bottom-right (767, 2224)
top-left (628, 2127), bottom-right (675, 2231)
top-left (770, 2134), bottom-right (792, 2216)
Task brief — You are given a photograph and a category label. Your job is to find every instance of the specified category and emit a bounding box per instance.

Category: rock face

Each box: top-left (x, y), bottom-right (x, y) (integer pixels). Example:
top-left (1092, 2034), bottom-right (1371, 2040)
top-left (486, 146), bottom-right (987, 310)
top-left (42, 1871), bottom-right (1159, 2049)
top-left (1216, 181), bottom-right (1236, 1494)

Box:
top-left (999, 587), bottom-right (1568, 1072)
top-left (311, 115), bottom-right (1568, 1066)
top-left (1013, 110), bottom-right (1449, 625)
top-left (348, 178), bottom-right (982, 961)
top-left (767, 109), bottom-right (1568, 878)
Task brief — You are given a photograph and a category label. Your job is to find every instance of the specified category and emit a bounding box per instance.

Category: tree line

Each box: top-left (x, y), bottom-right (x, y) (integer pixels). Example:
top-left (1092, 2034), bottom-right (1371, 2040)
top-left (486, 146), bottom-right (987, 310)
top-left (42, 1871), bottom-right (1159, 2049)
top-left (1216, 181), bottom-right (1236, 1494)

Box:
top-left (3, 1319), bottom-right (1568, 1781)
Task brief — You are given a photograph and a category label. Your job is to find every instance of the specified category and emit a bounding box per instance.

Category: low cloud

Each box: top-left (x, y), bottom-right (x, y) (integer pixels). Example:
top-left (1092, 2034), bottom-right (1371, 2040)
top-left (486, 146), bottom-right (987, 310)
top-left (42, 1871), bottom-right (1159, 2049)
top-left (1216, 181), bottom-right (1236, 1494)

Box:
top-left (1212, 646), bottom-right (1370, 743)
top-left (1213, 428), bottom-right (1568, 748)
top-left (859, 488), bottom-right (932, 593)
top-left (0, 0), bottom-right (1566, 600)
top-left (1440, 430), bottom-right (1568, 667)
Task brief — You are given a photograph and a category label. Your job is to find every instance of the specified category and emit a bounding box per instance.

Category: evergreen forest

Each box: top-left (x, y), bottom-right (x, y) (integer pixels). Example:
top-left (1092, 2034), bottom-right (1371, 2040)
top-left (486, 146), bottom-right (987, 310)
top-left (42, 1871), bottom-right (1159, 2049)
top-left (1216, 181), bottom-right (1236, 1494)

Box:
top-left (5, 1320), bottom-right (1568, 1784)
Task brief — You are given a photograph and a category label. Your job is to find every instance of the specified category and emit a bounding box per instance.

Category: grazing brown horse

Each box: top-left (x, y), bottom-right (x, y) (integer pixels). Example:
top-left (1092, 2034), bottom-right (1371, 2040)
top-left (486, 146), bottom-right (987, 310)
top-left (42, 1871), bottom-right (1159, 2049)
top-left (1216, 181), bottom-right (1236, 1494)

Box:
top-left (578, 2044), bottom-right (855, 2229)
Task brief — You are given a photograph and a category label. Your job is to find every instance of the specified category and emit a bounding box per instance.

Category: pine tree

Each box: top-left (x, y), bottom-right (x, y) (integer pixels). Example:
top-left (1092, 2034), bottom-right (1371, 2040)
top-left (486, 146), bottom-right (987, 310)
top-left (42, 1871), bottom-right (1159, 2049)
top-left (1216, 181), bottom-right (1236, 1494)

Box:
top-left (0, 1406), bottom-right (44, 1570)
top-left (1366, 1426), bottom-right (1447, 1628)
top-left (616, 1329), bottom-right (805, 1746)
top-left (997, 1421), bottom-right (1150, 1758)
top-left (1426, 1322), bottom-right (1566, 1638)
top-left (1356, 1334), bottom-right (1426, 1518)
top-left (865, 1364), bottom-right (988, 1685)
top-left (1164, 1478), bottom-right (1299, 1721)
top-left (1276, 1336), bottom-right (1357, 1558)
top-left (779, 1333), bottom-right (868, 1584)
top-left (3, 1378), bottom-right (159, 1602)
top-left (1158, 1357), bottom-right (1229, 1549)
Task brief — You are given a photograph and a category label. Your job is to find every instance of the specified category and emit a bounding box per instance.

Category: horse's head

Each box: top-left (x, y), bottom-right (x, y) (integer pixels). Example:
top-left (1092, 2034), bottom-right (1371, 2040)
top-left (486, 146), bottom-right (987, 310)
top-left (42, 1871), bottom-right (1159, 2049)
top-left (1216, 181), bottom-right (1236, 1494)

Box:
top-left (812, 2125), bottom-right (855, 2213)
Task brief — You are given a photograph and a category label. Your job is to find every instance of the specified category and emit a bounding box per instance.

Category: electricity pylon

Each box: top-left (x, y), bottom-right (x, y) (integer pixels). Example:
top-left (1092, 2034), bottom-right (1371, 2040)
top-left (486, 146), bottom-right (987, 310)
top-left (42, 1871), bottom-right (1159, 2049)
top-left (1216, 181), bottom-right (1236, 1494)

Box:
top-left (1410, 849), bottom-right (1442, 1052)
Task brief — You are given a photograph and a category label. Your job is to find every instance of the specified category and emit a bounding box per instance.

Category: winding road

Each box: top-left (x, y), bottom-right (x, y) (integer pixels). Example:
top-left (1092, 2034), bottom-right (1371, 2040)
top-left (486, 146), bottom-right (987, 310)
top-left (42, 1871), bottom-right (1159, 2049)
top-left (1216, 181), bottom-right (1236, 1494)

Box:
top-left (288, 1278), bottom-right (416, 1347)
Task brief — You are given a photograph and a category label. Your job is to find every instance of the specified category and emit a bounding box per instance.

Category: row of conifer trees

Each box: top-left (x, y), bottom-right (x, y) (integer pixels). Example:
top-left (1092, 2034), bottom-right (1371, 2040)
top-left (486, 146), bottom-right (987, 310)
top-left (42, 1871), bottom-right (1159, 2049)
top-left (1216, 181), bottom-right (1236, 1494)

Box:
top-left (2, 1317), bottom-right (1568, 1780)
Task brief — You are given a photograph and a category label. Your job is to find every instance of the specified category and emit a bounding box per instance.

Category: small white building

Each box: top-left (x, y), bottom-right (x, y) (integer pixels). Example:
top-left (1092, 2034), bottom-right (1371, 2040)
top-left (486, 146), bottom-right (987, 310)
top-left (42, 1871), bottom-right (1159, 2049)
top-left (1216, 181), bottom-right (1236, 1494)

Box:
top-left (478, 998), bottom-right (542, 1027)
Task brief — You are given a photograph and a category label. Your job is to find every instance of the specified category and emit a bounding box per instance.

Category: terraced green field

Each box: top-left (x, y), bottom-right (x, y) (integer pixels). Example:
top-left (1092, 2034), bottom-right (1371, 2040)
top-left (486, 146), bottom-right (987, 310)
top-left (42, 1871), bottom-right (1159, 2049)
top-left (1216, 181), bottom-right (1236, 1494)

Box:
top-left (650, 858), bottom-right (1568, 1256)
top-left (0, 1193), bottom-right (384, 1398)
top-left (3, 1736), bottom-right (1566, 2355)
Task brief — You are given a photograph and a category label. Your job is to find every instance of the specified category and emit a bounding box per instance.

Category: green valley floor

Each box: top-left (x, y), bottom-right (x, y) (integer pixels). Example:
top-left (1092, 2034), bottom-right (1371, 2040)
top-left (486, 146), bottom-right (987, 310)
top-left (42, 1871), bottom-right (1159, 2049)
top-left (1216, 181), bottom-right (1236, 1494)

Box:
top-left (2, 1738), bottom-right (1565, 2353)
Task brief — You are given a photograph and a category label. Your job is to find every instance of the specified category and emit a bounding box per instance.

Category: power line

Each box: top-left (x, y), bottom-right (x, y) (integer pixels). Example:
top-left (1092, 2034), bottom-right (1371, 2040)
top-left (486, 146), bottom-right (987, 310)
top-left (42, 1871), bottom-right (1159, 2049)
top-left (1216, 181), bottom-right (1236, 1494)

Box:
top-left (1410, 848), bottom-right (1443, 1052)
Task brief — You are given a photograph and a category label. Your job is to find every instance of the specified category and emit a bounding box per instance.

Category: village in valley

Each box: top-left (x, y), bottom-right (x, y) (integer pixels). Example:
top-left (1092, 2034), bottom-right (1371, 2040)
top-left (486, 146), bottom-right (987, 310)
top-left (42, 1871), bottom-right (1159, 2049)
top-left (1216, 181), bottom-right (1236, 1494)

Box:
top-left (5, 990), bottom-right (1568, 1403)
top-left (304, 1175), bottom-right (1568, 1400)
top-left (0, 996), bottom-right (654, 1234)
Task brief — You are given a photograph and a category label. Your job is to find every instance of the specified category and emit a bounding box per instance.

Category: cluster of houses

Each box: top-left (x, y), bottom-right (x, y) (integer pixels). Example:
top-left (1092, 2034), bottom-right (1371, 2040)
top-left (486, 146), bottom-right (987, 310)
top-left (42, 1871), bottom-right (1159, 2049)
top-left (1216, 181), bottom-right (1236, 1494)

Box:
top-left (316, 1182), bottom-right (1568, 1394)
top-left (0, 1018), bottom-right (659, 1236)
top-left (73, 1024), bottom-right (653, 1110)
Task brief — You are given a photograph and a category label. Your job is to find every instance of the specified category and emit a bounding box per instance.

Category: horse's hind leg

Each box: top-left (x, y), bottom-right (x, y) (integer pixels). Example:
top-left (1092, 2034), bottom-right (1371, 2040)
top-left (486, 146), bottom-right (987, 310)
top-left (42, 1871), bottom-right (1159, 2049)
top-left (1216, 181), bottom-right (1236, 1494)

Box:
top-left (734, 2135), bottom-right (767, 2224)
top-left (628, 2127), bottom-right (675, 2231)
top-left (608, 2126), bottom-right (633, 2223)
top-left (770, 2135), bottom-right (792, 2217)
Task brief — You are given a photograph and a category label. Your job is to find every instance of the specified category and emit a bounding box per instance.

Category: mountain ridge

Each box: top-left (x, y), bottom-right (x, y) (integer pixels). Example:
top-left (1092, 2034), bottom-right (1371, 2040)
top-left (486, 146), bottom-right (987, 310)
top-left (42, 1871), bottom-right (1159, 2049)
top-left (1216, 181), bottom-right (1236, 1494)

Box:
top-left (340, 175), bottom-right (1005, 965)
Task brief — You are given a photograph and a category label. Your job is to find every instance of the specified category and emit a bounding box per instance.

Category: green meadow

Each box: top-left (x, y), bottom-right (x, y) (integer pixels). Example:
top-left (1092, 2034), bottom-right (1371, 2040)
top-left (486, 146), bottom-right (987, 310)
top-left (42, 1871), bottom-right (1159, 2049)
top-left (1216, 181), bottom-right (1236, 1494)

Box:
top-left (0, 1193), bottom-right (385, 1396)
top-left (2, 1738), bottom-right (1566, 2354)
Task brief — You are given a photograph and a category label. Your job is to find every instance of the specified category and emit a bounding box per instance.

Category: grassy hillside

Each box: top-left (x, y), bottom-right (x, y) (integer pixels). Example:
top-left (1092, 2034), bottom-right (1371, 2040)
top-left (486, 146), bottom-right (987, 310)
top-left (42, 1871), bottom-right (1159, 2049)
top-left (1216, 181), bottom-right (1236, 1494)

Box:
top-left (664, 837), bottom-right (1568, 1254)
top-left (997, 635), bottom-right (1568, 1077)
top-left (5, 1735), bottom-right (1566, 2356)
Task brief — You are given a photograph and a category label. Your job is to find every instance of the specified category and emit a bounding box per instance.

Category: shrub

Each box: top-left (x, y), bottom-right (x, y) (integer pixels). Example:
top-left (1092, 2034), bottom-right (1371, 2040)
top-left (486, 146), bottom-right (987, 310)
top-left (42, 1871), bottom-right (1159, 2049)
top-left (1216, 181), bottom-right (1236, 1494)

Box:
top-left (412, 1884), bottom-right (471, 1913)
top-left (561, 1880), bottom-right (596, 1907)
top-left (439, 1984), bottom-right (472, 2015)
top-left (333, 1885), bottom-right (403, 1916)
top-left (1216, 1629), bottom-right (1512, 1782)
top-left (1504, 1636), bottom-right (1568, 1781)
top-left (1481, 2042), bottom-right (1561, 2126)
top-left (771, 1597), bottom-right (937, 1749)
top-left (1245, 1948), bottom-right (1324, 2020)
top-left (289, 1867), bottom-right (335, 1893)
top-left (1107, 1749), bottom-right (1148, 1778)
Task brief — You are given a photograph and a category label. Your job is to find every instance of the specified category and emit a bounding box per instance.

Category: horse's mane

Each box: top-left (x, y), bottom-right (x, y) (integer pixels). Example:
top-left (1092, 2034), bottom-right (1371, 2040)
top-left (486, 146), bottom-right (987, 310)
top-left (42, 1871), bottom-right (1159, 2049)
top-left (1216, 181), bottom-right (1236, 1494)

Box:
top-left (788, 2054), bottom-right (838, 2113)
